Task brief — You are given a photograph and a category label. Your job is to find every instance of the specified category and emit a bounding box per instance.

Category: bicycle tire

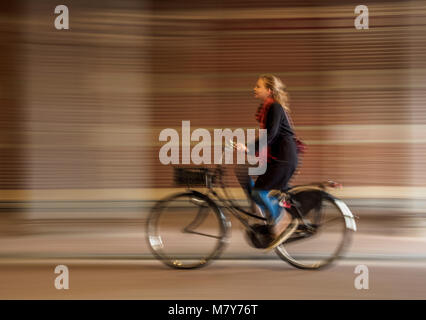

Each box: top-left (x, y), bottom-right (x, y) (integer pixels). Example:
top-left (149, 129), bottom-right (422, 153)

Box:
top-left (146, 191), bottom-right (230, 269)
top-left (275, 191), bottom-right (356, 270)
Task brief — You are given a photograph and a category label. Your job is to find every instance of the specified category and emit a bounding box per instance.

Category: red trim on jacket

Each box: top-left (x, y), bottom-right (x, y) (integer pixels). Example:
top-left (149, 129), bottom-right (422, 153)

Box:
top-left (256, 97), bottom-right (277, 162)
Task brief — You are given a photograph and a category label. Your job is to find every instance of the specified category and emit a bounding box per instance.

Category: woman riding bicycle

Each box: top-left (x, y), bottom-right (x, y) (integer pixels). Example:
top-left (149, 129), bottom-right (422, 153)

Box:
top-left (235, 74), bottom-right (299, 249)
top-left (148, 74), bottom-right (356, 269)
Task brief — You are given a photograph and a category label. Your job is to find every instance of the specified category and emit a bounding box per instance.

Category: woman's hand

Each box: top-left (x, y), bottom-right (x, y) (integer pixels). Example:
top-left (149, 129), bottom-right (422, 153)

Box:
top-left (235, 142), bottom-right (248, 152)
top-left (227, 140), bottom-right (249, 152)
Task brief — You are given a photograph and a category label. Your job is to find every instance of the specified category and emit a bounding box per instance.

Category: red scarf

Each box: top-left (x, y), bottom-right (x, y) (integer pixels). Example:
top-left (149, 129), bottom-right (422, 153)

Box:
top-left (256, 97), bottom-right (274, 129)
top-left (255, 97), bottom-right (277, 161)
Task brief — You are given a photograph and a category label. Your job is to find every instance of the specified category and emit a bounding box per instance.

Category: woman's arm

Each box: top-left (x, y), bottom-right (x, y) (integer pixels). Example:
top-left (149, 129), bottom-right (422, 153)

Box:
top-left (247, 103), bottom-right (283, 153)
top-left (264, 103), bottom-right (284, 145)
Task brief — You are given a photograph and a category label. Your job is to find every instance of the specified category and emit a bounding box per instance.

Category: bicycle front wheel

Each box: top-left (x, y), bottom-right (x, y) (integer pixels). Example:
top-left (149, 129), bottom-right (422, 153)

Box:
top-left (146, 191), bottom-right (229, 269)
top-left (275, 192), bottom-right (355, 270)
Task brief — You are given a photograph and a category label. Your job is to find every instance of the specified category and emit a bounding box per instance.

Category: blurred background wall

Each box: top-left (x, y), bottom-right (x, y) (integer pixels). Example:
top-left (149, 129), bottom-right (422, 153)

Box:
top-left (0, 0), bottom-right (426, 221)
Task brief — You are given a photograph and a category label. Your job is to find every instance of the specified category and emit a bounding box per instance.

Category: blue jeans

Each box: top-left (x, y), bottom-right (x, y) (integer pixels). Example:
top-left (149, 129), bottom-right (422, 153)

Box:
top-left (234, 167), bottom-right (283, 223)
top-left (246, 178), bottom-right (282, 223)
top-left (251, 189), bottom-right (282, 223)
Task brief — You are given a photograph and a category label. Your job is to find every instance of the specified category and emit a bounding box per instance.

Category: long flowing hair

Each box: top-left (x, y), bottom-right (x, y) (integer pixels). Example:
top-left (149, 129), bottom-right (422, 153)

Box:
top-left (259, 74), bottom-right (291, 113)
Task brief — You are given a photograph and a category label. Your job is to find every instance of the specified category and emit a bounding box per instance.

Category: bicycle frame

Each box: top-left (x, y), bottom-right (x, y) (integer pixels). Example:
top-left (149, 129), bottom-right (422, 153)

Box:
top-left (179, 165), bottom-right (318, 236)
top-left (176, 144), bottom-right (354, 238)
top-left (180, 165), bottom-right (356, 241)
top-left (197, 169), bottom-right (267, 232)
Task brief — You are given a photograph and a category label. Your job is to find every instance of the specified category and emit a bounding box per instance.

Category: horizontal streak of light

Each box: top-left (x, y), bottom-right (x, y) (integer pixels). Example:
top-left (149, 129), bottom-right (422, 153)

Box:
top-left (149, 68), bottom-right (426, 78)
top-left (1, 125), bottom-right (422, 148)
top-left (1, 186), bottom-right (426, 201)
top-left (147, 5), bottom-right (426, 20)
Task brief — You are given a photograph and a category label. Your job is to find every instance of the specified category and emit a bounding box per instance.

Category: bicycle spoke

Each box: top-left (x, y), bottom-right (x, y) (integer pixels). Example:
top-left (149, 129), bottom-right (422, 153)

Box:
top-left (319, 216), bottom-right (342, 226)
top-left (182, 228), bottom-right (223, 239)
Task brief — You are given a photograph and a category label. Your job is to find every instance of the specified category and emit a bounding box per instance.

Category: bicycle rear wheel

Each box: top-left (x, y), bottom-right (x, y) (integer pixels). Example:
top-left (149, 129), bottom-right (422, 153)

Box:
top-left (146, 191), bottom-right (229, 269)
top-left (275, 192), bottom-right (355, 269)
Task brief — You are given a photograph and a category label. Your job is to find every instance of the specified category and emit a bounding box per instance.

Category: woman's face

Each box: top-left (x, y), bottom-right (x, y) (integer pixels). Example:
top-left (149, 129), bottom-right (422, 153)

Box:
top-left (253, 78), bottom-right (271, 101)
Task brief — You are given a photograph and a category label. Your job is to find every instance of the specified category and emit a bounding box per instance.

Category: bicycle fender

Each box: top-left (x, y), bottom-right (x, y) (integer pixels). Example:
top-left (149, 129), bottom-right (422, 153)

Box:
top-left (325, 194), bottom-right (357, 232)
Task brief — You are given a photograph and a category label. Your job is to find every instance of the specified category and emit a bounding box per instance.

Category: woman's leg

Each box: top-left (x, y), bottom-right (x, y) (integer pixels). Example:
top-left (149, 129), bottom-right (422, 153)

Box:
top-left (251, 188), bottom-right (294, 248)
top-left (255, 161), bottom-right (296, 191)
top-left (253, 161), bottom-right (297, 236)
top-left (251, 189), bottom-right (280, 223)
top-left (233, 164), bottom-right (257, 212)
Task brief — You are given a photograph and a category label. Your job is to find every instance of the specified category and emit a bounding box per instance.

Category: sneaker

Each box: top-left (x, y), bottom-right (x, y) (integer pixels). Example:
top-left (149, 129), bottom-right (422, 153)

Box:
top-left (264, 217), bottom-right (299, 251)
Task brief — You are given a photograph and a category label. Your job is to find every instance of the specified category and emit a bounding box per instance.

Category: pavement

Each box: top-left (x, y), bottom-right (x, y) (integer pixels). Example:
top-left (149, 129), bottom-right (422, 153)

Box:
top-left (0, 213), bottom-right (425, 261)
top-left (1, 211), bottom-right (426, 299)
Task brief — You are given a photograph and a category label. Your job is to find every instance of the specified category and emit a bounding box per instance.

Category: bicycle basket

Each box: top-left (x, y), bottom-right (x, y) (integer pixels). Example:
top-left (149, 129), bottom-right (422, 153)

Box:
top-left (173, 167), bottom-right (217, 187)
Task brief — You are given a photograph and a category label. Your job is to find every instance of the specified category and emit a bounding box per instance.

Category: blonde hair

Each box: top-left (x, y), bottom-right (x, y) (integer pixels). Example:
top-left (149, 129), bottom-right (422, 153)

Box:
top-left (259, 74), bottom-right (291, 113)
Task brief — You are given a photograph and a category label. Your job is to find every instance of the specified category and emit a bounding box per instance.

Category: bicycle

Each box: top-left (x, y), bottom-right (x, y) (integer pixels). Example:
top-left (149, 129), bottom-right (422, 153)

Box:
top-left (146, 145), bottom-right (357, 270)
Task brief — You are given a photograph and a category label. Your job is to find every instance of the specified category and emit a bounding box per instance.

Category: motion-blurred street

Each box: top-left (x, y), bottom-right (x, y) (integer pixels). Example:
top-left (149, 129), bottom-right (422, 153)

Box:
top-left (1, 259), bottom-right (425, 300)
top-left (0, 210), bottom-right (425, 299)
